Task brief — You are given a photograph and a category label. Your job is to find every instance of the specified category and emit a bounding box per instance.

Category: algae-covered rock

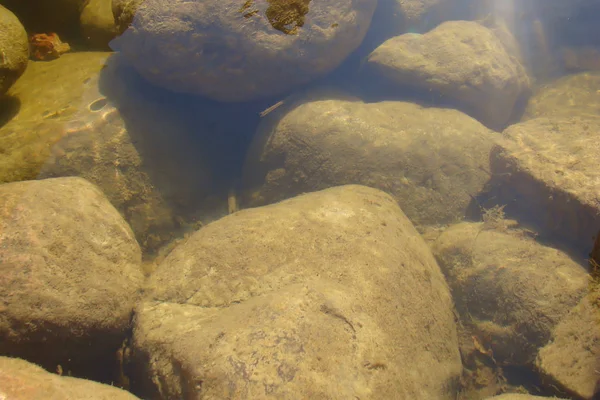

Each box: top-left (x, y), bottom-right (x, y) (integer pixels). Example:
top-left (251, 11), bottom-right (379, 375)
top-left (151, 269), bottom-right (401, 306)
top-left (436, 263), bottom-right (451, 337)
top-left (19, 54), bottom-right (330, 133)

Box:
top-left (490, 116), bottom-right (600, 256)
top-left (536, 286), bottom-right (600, 399)
top-left (0, 5), bottom-right (28, 96)
top-left (242, 90), bottom-right (495, 228)
top-left (433, 221), bottom-right (588, 366)
top-left (133, 185), bottom-right (462, 399)
top-left (367, 20), bottom-right (531, 130)
top-left (111, 0), bottom-right (377, 101)
top-left (0, 177), bottom-right (143, 381)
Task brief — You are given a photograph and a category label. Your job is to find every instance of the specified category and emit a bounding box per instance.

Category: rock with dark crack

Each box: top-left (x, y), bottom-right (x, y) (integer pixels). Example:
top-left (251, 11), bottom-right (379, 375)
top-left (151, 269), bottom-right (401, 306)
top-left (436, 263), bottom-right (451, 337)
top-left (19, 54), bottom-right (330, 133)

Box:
top-left (132, 185), bottom-right (462, 399)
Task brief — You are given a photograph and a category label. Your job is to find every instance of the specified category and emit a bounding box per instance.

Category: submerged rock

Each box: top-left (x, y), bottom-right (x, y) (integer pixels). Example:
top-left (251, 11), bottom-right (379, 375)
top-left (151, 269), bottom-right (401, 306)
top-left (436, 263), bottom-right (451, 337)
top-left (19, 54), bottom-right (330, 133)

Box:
top-left (490, 116), bottom-right (600, 256)
top-left (0, 356), bottom-right (141, 400)
top-left (0, 177), bottom-right (143, 382)
top-left (0, 5), bottom-right (28, 96)
top-left (366, 20), bottom-right (531, 130)
top-left (80, 0), bottom-right (118, 49)
top-left (536, 285), bottom-right (600, 399)
top-left (111, 0), bottom-right (377, 101)
top-left (242, 90), bottom-right (496, 229)
top-left (133, 185), bottom-right (462, 399)
top-left (432, 221), bottom-right (588, 366)
top-left (524, 71), bottom-right (600, 120)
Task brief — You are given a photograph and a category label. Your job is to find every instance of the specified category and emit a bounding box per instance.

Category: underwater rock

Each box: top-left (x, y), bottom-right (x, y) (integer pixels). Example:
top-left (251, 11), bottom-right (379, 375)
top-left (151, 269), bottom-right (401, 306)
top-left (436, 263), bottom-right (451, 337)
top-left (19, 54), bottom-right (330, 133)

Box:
top-left (80, 0), bottom-right (118, 49)
top-left (524, 71), bottom-right (600, 120)
top-left (535, 285), bottom-right (600, 400)
top-left (0, 177), bottom-right (143, 382)
top-left (366, 20), bottom-right (531, 130)
top-left (242, 90), bottom-right (496, 229)
top-left (112, 0), bottom-right (145, 35)
top-left (0, 356), bottom-right (141, 399)
top-left (111, 0), bottom-right (377, 101)
top-left (0, 5), bottom-right (28, 96)
top-left (490, 116), bottom-right (600, 257)
top-left (432, 221), bottom-right (588, 366)
top-left (133, 185), bottom-right (462, 399)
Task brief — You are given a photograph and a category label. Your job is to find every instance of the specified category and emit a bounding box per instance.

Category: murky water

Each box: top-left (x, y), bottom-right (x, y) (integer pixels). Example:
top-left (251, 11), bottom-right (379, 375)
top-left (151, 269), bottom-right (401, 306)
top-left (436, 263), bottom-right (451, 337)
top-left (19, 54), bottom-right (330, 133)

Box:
top-left (0, 1), bottom-right (599, 399)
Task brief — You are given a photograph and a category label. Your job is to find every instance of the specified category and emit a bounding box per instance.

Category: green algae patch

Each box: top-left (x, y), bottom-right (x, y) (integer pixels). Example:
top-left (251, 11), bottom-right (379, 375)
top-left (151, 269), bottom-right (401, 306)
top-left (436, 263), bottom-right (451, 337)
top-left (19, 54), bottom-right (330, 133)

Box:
top-left (240, 0), bottom-right (312, 35)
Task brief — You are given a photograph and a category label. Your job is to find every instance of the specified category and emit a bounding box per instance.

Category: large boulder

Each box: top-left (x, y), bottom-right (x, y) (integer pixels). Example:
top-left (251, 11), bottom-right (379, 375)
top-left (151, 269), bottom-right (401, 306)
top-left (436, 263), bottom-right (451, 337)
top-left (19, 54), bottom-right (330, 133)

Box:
top-left (0, 5), bottom-right (28, 96)
top-left (0, 357), bottom-right (141, 400)
top-left (0, 177), bottom-right (143, 381)
top-left (111, 0), bottom-right (377, 101)
top-left (366, 20), bottom-right (531, 130)
top-left (242, 90), bottom-right (496, 228)
top-left (132, 185), bottom-right (462, 399)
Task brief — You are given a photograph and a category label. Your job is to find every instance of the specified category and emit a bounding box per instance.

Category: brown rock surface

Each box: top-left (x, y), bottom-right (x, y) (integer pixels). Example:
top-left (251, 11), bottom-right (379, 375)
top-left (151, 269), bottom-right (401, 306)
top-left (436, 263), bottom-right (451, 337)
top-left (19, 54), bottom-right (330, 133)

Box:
top-left (242, 90), bottom-right (496, 228)
top-left (490, 116), bottom-right (600, 255)
top-left (0, 177), bottom-right (143, 381)
top-left (433, 221), bottom-right (588, 366)
top-left (0, 356), bottom-right (141, 400)
top-left (0, 4), bottom-right (28, 96)
top-left (133, 185), bottom-right (462, 399)
top-left (111, 0), bottom-right (377, 101)
top-left (367, 20), bottom-right (531, 130)
top-left (536, 285), bottom-right (600, 399)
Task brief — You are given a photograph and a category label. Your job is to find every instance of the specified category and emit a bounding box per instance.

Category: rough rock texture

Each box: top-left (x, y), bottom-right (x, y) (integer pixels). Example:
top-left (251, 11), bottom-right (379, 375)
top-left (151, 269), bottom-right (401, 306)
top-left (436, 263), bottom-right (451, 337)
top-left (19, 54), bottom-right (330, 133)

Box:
top-left (524, 72), bottom-right (600, 120)
top-left (112, 0), bottom-right (145, 34)
top-left (433, 221), bottom-right (588, 366)
top-left (0, 52), bottom-right (110, 184)
top-left (242, 90), bottom-right (496, 228)
top-left (0, 357), bottom-right (141, 399)
top-left (35, 54), bottom-right (222, 254)
top-left (132, 185), bottom-right (462, 399)
top-left (0, 0), bottom-right (87, 39)
top-left (489, 116), bottom-right (600, 257)
top-left (111, 0), bottom-right (377, 101)
top-left (0, 5), bottom-right (28, 96)
top-left (367, 20), bottom-right (531, 130)
top-left (484, 395), bottom-right (567, 400)
top-left (80, 0), bottom-right (118, 49)
top-left (536, 285), bottom-right (600, 399)
top-left (0, 177), bottom-right (143, 381)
